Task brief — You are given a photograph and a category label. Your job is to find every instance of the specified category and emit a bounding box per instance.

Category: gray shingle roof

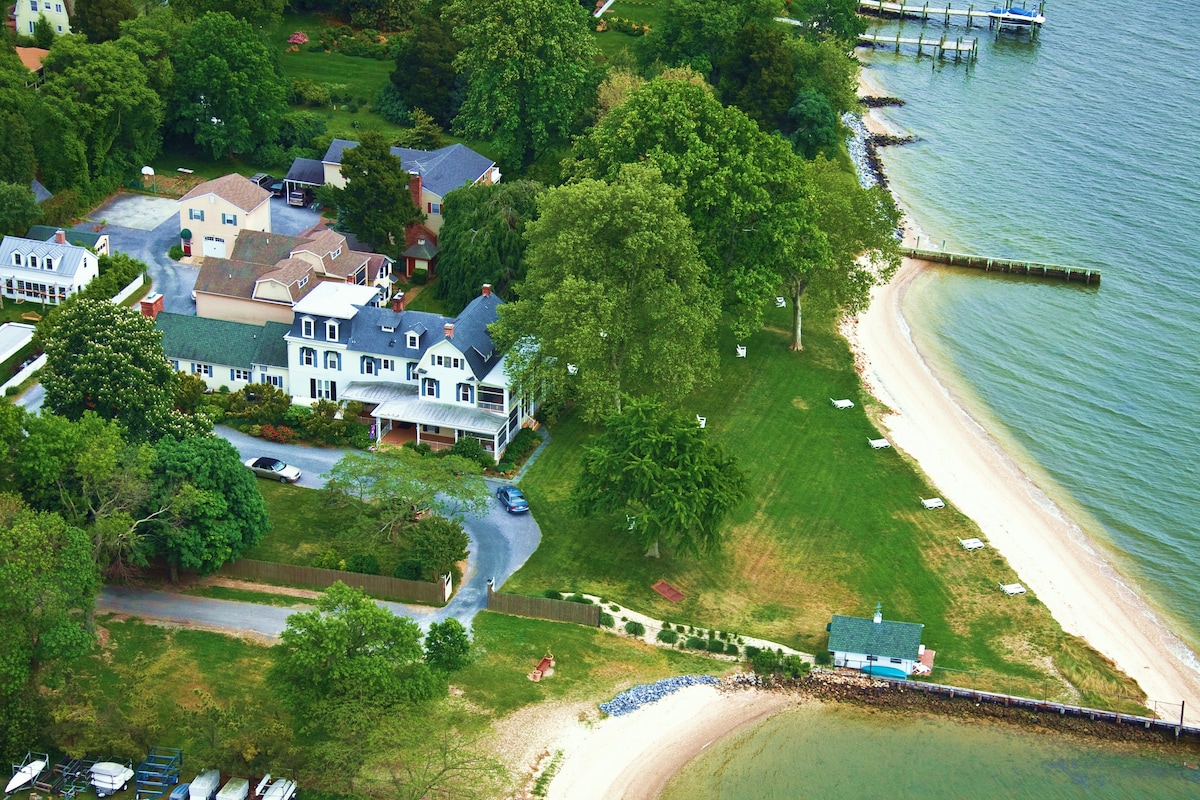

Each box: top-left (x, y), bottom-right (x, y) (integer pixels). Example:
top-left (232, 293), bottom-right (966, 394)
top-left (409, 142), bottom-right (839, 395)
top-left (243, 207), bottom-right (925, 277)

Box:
top-left (828, 614), bottom-right (923, 661)
top-left (322, 139), bottom-right (495, 197)
top-left (30, 179), bottom-right (51, 203)
top-left (0, 235), bottom-right (90, 277)
top-left (285, 157), bottom-right (324, 186)
top-left (180, 174), bottom-right (271, 213)
top-left (156, 312), bottom-right (274, 370)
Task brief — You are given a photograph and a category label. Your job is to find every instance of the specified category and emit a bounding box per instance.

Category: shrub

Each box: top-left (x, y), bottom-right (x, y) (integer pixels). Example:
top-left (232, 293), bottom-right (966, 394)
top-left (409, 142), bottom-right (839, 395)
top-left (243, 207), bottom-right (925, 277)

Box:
top-left (261, 424), bottom-right (298, 443)
top-left (656, 628), bottom-right (678, 644)
top-left (283, 404), bottom-right (313, 428)
top-left (496, 460), bottom-right (516, 474)
top-left (624, 621), bottom-right (646, 636)
top-left (312, 548), bottom-right (342, 570)
top-left (707, 638), bottom-right (726, 653)
top-left (506, 427), bottom-right (541, 460)
top-left (410, 269), bottom-right (428, 285)
top-left (247, 424), bottom-right (263, 437)
top-left (565, 593), bottom-right (593, 604)
top-left (609, 604), bottom-right (620, 612)
top-left (686, 637), bottom-right (707, 650)
top-left (449, 436), bottom-right (495, 469)
top-left (599, 612), bottom-right (615, 628)
top-left (393, 560), bottom-right (423, 580)
top-left (288, 30), bottom-right (309, 45)
top-left (744, 645), bottom-right (761, 659)
top-left (345, 553), bottom-right (381, 575)
top-left (373, 82), bottom-right (410, 125)
top-left (344, 420), bottom-right (373, 449)
top-left (780, 655), bottom-right (810, 678)
top-left (814, 650), bottom-right (832, 666)
top-left (750, 649), bottom-right (783, 675)
top-left (168, 245), bottom-right (184, 260)
top-left (543, 589), bottom-right (563, 600)
top-left (725, 643), bottom-right (740, 657)
top-left (197, 404), bottom-right (224, 423)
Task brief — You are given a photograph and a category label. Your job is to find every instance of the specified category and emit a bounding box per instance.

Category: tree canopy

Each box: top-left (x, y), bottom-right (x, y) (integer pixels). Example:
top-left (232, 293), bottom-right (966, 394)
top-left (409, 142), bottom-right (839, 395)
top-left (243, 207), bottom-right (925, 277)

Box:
top-left (433, 180), bottom-right (541, 313)
top-left (40, 299), bottom-right (182, 442)
top-left (389, 4), bottom-right (462, 128)
top-left (0, 181), bottom-right (41, 237)
top-left (573, 398), bottom-right (748, 558)
top-left (447, 0), bottom-right (600, 166)
top-left (492, 163), bottom-right (719, 421)
top-left (170, 12), bottom-right (288, 158)
top-left (72, 0), bottom-right (137, 43)
top-left (269, 582), bottom-right (441, 714)
top-left (321, 131), bottom-right (424, 249)
top-left (407, 515), bottom-right (469, 581)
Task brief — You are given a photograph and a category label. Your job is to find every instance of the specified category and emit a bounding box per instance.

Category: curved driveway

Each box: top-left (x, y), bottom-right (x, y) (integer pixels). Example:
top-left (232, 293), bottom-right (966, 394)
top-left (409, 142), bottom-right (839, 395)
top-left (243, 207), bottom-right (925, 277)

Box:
top-left (100, 429), bottom-right (543, 634)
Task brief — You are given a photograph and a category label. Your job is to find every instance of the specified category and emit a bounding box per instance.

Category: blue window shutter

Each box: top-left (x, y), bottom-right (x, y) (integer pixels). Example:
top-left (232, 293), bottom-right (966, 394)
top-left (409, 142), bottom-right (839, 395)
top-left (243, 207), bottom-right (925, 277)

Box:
top-left (435, 380), bottom-right (440, 398)
top-left (230, 369), bottom-right (236, 380)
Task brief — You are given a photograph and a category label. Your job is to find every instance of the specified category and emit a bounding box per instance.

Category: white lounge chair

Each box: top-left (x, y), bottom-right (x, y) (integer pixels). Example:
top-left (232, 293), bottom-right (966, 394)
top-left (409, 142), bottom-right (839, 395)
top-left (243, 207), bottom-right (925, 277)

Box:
top-left (566, 363), bottom-right (578, 375)
top-left (999, 582), bottom-right (1026, 595)
top-left (696, 415), bottom-right (707, 429)
top-left (869, 437), bottom-right (891, 449)
top-left (775, 296), bottom-right (786, 307)
top-left (831, 398), bottom-right (854, 409)
top-left (921, 497), bottom-right (945, 509)
top-left (736, 345), bottom-right (747, 358)
top-left (960, 537), bottom-right (985, 551)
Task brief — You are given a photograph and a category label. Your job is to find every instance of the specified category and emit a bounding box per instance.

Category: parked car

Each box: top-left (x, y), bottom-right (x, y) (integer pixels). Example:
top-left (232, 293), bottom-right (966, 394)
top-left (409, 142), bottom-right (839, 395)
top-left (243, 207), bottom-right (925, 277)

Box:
top-left (268, 180), bottom-right (285, 197)
top-left (244, 456), bottom-right (302, 483)
top-left (495, 485), bottom-right (529, 513)
top-left (250, 172), bottom-right (275, 189)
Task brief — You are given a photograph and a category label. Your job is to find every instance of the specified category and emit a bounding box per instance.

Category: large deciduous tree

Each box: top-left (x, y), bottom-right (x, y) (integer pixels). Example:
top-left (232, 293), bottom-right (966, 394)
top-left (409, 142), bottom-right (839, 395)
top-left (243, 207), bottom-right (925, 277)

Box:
top-left (322, 447), bottom-right (488, 542)
top-left (492, 163), bottom-right (719, 421)
top-left (73, 0), bottom-right (137, 43)
top-left (320, 131), bottom-right (424, 249)
top-left (433, 180), bottom-right (541, 313)
top-left (0, 494), bottom-right (99, 756)
top-left (423, 618), bottom-right (471, 673)
top-left (447, 0), bottom-right (599, 166)
top-left (783, 157), bottom-right (901, 350)
top-left (40, 299), bottom-right (181, 443)
top-left (148, 433), bottom-right (270, 579)
top-left (639, 0), bottom-right (777, 82)
top-left (388, 4), bottom-right (461, 128)
top-left (171, 12), bottom-right (288, 158)
top-left (406, 515), bottom-right (469, 581)
top-left (0, 181), bottom-right (41, 237)
top-left (269, 582), bottom-right (441, 713)
top-left (573, 398), bottom-right (748, 558)
top-left (570, 75), bottom-right (821, 338)
top-left (167, 0), bottom-right (283, 27)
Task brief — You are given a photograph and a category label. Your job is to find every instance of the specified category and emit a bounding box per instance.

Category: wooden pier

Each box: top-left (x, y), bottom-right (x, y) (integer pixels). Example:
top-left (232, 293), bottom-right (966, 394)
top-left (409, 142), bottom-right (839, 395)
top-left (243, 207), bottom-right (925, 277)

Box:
top-left (858, 32), bottom-right (979, 60)
top-left (904, 247), bottom-right (1101, 285)
top-left (859, 0), bottom-right (1045, 30)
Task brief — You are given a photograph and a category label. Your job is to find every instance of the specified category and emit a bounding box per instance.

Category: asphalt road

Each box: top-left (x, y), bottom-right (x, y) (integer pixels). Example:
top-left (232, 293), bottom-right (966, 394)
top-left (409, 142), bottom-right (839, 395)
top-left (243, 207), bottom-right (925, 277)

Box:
top-left (99, 428), bottom-right (543, 634)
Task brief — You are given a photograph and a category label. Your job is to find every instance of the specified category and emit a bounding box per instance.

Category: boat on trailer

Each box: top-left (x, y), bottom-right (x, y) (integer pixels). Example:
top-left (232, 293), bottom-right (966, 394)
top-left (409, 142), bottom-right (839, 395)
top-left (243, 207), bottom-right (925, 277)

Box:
top-left (188, 770), bottom-right (221, 800)
top-left (6, 756), bottom-right (48, 794)
top-left (257, 776), bottom-right (296, 800)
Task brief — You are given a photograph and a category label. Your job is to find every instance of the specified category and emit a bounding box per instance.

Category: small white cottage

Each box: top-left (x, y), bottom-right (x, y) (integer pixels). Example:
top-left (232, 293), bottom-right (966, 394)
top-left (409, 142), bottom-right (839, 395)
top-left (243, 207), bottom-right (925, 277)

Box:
top-left (827, 604), bottom-right (925, 678)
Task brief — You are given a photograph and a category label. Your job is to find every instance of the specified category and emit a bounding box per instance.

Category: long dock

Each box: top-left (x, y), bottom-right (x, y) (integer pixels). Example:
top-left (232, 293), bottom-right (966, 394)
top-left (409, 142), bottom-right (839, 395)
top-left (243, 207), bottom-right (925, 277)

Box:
top-left (903, 247), bottom-right (1101, 285)
top-left (859, 0), bottom-right (1046, 30)
top-left (858, 32), bottom-right (978, 59)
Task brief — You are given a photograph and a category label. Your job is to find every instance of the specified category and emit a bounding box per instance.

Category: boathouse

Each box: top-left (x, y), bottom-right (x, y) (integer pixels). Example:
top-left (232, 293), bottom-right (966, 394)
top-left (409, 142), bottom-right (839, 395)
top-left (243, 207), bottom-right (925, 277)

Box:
top-left (827, 605), bottom-right (925, 678)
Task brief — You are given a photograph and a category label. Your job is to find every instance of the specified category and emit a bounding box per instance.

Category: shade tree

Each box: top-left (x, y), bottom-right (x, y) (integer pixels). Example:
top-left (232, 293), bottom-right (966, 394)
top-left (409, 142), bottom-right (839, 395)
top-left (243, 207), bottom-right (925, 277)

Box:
top-left (319, 131), bottom-right (424, 249)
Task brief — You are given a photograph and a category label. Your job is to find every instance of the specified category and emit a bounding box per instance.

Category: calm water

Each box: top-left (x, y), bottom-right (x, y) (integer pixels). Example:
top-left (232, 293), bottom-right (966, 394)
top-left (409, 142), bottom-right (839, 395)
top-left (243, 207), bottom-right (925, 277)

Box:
top-left (660, 704), bottom-right (1200, 799)
top-left (860, 0), bottom-right (1200, 669)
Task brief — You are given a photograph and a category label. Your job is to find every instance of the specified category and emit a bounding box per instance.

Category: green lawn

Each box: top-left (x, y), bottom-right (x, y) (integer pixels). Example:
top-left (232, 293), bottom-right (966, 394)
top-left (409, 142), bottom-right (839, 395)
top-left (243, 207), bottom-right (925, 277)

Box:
top-left (182, 584), bottom-right (316, 607)
top-left (506, 304), bottom-right (1146, 709)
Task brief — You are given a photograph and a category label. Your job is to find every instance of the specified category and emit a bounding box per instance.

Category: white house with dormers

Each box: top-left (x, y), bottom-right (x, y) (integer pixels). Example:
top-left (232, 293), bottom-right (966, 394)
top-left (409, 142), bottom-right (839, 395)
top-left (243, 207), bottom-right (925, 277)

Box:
top-left (0, 231), bottom-right (98, 305)
top-left (285, 281), bottom-right (534, 456)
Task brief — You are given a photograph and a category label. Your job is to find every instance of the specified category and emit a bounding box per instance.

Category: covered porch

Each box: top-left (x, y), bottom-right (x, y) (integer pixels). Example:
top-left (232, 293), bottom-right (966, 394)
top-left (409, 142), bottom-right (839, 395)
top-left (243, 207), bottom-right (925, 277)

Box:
top-left (342, 381), bottom-right (508, 455)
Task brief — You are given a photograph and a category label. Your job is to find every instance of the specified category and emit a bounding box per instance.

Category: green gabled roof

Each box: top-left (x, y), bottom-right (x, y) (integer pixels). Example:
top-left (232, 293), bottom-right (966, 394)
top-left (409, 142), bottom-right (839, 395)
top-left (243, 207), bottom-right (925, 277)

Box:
top-left (156, 312), bottom-right (269, 370)
top-left (828, 614), bottom-right (923, 660)
top-left (26, 224), bottom-right (104, 249)
top-left (254, 321), bottom-right (291, 367)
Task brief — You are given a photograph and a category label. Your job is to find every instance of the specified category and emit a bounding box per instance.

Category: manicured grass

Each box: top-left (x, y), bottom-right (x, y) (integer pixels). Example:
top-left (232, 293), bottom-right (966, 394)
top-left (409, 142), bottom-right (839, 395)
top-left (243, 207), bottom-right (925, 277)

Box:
top-left (453, 611), bottom-right (723, 717)
top-left (183, 584), bottom-right (315, 607)
top-left (506, 305), bottom-right (1146, 708)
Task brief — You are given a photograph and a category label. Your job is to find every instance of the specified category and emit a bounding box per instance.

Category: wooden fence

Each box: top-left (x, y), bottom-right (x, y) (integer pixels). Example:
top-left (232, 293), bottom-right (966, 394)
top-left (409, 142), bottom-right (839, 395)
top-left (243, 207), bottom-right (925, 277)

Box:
top-left (221, 559), bottom-right (449, 606)
top-left (486, 583), bottom-right (601, 626)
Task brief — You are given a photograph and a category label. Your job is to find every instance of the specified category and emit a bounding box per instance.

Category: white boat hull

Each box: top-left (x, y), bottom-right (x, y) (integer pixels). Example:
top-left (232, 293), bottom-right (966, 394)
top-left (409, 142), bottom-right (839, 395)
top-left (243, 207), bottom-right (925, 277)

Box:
top-left (6, 761), bottom-right (46, 794)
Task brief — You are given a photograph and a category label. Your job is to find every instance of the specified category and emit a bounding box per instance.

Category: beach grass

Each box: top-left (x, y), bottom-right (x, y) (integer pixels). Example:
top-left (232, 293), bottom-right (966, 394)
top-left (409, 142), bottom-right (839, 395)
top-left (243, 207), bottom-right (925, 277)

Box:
top-left (506, 303), bottom-right (1147, 708)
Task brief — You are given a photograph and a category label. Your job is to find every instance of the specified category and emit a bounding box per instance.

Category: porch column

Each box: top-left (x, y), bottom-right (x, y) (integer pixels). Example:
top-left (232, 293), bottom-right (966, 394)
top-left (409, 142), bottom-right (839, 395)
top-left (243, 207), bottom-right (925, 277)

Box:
top-left (416, 424), bottom-right (421, 447)
top-left (373, 413), bottom-right (383, 445)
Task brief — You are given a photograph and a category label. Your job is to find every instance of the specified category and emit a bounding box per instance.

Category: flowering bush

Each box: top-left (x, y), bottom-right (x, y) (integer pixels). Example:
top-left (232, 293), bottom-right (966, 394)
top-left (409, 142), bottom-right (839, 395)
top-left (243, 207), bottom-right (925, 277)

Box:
top-left (288, 31), bottom-right (309, 45)
top-left (261, 424), bottom-right (298, 443)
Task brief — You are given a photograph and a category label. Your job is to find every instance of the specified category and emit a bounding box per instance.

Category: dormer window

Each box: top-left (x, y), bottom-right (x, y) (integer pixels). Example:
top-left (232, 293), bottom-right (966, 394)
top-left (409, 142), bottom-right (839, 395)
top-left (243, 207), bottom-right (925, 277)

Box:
top-left (406, 332), bottom-right (419, 349)
top-left (44, 258), bottom-right (53, 270)
top-left (28, 255), bottom-right (37, 268)
top-left (301, 317), bottom-right (314, 338)
top-left (381, 324), bottom-right (395, 333)
top-left (12, 253), bottom-right (20, 266)
top-left (326, 321), bottom-right (339, 341)
top-left (298, 275), bottom-right (309, 288)
top-left (332, 246), bottom-right (342, 259)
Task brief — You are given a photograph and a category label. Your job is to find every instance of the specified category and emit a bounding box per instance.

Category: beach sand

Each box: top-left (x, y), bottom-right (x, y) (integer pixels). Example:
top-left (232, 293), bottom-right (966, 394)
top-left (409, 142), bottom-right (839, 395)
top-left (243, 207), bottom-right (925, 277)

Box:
top-left (846, 252), bottom-right (1200, 724)
top-left (544, 684), bottom-right (796, 800)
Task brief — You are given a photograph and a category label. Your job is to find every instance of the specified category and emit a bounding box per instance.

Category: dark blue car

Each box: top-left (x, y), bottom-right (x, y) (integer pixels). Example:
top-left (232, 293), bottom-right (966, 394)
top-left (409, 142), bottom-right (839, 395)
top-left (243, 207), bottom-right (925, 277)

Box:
top-left (496, 485), bottom-right (530, 513)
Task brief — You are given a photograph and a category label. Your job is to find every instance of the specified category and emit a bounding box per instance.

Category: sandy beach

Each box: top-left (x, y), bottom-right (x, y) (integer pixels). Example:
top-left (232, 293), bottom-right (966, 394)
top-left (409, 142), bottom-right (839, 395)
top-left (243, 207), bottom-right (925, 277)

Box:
top-left (544, 684), bottom-right (797, 800)
top-left (846, 251), bottom-right (1200, 724)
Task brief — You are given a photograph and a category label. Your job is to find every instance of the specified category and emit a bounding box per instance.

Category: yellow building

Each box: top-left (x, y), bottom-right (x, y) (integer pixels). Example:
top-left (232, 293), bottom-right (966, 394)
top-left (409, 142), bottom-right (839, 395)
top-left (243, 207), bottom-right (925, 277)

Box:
top-left (178, 174), bottom-right (272, 260)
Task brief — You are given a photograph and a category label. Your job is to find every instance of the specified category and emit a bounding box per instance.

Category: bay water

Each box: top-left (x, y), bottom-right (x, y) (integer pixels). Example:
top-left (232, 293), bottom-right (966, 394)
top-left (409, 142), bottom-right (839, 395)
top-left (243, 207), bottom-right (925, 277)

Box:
top-left (664, 1), bottom-right (1200, 793)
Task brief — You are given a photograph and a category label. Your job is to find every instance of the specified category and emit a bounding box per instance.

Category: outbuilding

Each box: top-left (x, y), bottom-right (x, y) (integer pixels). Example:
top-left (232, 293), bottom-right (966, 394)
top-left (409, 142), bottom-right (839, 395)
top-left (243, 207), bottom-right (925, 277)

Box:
top-left (827, 605), bottom-right (925, 678)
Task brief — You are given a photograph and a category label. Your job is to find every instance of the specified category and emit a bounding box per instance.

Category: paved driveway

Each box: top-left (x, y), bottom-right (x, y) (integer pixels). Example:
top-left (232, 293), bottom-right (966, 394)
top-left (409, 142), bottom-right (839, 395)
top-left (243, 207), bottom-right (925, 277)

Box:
top-left (99, 430), bottom-right (544, 634)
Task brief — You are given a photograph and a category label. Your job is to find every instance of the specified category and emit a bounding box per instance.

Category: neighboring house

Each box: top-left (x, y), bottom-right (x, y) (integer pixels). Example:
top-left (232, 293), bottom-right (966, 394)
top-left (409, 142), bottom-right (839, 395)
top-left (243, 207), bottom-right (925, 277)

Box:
top-left (287, 140), bottom-right (499, 279)
top-left (194, 226), bottom-right (395, 325)
top-left (11, 0), bottom-right (70, 36)
top-left (26, 224), bottom-right (109, 256)
top-left (285, 281), bottom-right (534, 456)
top-left (827, 606), bottom-right (925, 678)
top-left (178, 174), bottom-right (272, 259)
top-left (30, 178), bottom-right (51, 203)
top-left (15, 46), bottom-right (47, 88)
top-left (155, 312), bottom-right (291, 394)
top-left (0, 231), bottom-right (99, 305)
top-left (282, 157), bottom-right (323, 208)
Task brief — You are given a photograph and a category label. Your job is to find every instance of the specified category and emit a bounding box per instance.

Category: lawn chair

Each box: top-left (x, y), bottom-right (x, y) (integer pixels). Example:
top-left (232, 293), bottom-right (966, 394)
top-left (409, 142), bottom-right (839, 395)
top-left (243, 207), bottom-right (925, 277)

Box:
top-left (999, 582), bottom-right (1026, 595)
top-left (869, 437), bottom-right (891, 449)
top-left (831, 398), bottom-right (854, 409)
top-left (960, 537), bottom-right (985, 550)
top-left (736, 345), bottom-right (747, 358)
top-left (775, 296), bottom-right (786, 307)
top-left (921, 497), bottom-right (945, 509)
top-left (696, 415), bottom-right (707, 429)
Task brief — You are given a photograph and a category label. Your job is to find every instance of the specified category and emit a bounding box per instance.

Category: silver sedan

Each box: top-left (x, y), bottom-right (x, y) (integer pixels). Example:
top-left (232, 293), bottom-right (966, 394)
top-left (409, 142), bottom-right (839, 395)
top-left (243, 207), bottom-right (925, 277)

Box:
top-left (243, 456), bottom-right (302, 483)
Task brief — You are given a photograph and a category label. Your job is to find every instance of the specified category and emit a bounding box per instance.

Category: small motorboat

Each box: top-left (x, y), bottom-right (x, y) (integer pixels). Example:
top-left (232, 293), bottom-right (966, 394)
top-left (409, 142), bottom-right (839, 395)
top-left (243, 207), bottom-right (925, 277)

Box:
top-left (5, 759), bottom-right (47, 794)
top-left (260, 777), bottom-right (296, 800)
top-left (90, 762), bottom-right (135, 798)
top-left (189, 770), bottom-right (221, 800)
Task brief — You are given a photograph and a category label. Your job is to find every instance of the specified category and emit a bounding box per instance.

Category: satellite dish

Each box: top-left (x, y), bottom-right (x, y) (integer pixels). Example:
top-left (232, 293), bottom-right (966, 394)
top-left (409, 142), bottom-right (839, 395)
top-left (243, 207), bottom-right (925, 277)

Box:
top-left (141, 166), bottom-right (155, 176)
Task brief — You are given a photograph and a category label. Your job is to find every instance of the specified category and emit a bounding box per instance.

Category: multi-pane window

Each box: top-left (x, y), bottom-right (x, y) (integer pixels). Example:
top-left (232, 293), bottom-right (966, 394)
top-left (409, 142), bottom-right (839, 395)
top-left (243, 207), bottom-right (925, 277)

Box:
top-left (324, 351), bottom-right (340, 370)
top-left (458, 384), bottom-right (473, 403)
top-left (381, 358), bottom-right (395, 371)
top-left (221, 213), bottom-right (237, 225)
top-left (189, 209), bottom-right (204, 221)
top-left (301, 318), bottom-right (314, 338)
top-left (326, 321), bottom-right (339, 340)
top-left (422, 378), bottom-right (438, 398)
top-left (362, 358), bottom-right (376, 375)
top-left (192, 363), bottom-right (213, 377)
top-left (301, 347), bottom-right (315, 366)
top-left (262, 374), bottom-right (283, 388)
top-left (231, 369), bottom-right (252, 381)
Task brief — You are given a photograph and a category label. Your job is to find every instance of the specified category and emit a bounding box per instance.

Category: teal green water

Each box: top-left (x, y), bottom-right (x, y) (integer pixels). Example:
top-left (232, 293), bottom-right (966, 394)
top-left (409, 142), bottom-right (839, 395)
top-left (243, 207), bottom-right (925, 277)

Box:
top-left (660, 704), bottom-right (1200, 799)
top-left (858, 0), bottom-right (1200, 672)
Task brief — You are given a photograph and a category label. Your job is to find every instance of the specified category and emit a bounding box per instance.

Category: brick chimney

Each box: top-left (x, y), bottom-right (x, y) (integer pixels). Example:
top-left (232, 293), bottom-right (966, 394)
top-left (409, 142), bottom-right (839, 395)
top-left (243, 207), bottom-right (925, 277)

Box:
top-left (140, 292), bottom-right (164, 319)
top-left (55, 229), bottom-right (66, 245)
top-left (392, 291), bottom-right (406, 312)
top-left (481, 283), bottom-right (492, 297)
top-left (408, 174), bottom-right (422, 211)
top-left (444, 322), bottom-right (454, 339)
